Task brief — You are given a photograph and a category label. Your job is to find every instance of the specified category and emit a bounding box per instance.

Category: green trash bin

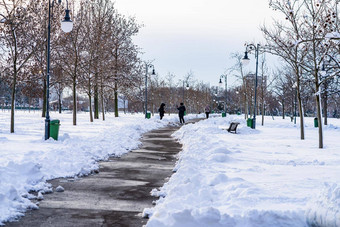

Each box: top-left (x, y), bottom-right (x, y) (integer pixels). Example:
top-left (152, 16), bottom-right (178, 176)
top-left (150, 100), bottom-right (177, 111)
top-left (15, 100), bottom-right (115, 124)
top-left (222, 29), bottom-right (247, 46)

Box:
top-left (50, 119), bottom-right (60, 140)
top-left (146, 112), bottom-right (151, 119)
top-left (314, 117), bottom-right (318, 128)
top-left (237, 112), bottom-right (241, 115)
top-left (247, 118), bottom-right (253, 128)
top-left (222, 112), bottom-right (226, 117)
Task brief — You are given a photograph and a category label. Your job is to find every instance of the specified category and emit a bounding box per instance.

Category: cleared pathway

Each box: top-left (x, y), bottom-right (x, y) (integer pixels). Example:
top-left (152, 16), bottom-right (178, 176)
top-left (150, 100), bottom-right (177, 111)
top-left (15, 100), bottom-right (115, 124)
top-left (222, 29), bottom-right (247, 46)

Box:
top-left (5, 119), bottom-right (201, 227)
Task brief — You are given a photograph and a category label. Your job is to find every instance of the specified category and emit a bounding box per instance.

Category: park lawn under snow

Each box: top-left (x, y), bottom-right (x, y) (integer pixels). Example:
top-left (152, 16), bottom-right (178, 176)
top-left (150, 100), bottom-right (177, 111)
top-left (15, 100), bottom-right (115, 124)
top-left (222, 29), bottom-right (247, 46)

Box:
top-left (145, 115), bottom-right (340, 227)
top-left (0, 110), bottom-right (198, 225)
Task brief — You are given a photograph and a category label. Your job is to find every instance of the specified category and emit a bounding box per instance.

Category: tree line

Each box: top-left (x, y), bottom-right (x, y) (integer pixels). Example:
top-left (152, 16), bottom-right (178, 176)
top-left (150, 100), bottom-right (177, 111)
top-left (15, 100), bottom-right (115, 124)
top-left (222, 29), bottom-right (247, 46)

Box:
top-left (0, 0), bottom-right (214, 132)
top-left (0, 0), bottom-right (339, 149)
top-left (228, 0), bottom-right (340, 149)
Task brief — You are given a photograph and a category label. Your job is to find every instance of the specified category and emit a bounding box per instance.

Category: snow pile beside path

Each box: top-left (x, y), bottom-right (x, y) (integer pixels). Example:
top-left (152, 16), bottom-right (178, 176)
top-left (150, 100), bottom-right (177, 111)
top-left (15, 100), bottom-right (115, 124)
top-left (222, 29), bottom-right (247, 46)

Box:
top-left (0, 112), bottom-right (199, 224)
top-left (146, 116), bottom-right (340, 227)
top-left (306, 183), bottom-right (340, 227)
top-left (0, 162), bottom-right (42, 224)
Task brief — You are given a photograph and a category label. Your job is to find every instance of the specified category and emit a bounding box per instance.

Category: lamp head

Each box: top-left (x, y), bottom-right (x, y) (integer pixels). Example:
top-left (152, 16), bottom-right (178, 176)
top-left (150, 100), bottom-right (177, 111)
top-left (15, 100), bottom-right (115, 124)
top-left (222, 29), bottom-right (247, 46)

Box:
top-left (218, 78), bottom-right (223, 87)
top-left (151, 68), bottom-right (156, 75)
top-left (186, 83), bottom-right (189, 90)
top-left (61, 9), bottom-right (73, 33)
top-left (241, 51), bottom-right (250, 66)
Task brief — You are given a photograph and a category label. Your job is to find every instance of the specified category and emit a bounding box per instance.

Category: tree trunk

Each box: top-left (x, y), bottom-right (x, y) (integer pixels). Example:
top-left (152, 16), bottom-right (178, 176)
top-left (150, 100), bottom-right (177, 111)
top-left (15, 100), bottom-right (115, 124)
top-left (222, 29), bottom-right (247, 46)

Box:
top-left (73, 77), bottom-right (77, 126)
top-left (101, 96), bottom-right (105, 121)
top-left (10, 71), bottom-right (17, 133)
top-left (88, 79), bottom-right (93, 122)
top-left (88, 94), bottom-right (93, 122)
top-left (101, 82), bottom-right (105, 121)
top-left (262, 102), bottom-right (265, 126)
top-left (244, 93), bottom-right (248, 119)
top-left (297, 89), bottom-right (305, 140)
top-left (28, 98), bottom-right (31, 113)
top-left (296, 69), bottom-right (305, 140)
top-left (89, 93), bottom-right (93, 122)
top-left (114, 81), bottom-right (118, 117)
top-left (123, 99), bottom-right (126, 114)
top-left (58, 92), bottom-right (62, 114)
top-left (282, 99), bottom-right (285, 119)
top-left (316, 92), bottom-right (323, 148)
top-left (323, 88), bottom-right (328, 125)
top-left (94, 73), bottom-right (99, 119)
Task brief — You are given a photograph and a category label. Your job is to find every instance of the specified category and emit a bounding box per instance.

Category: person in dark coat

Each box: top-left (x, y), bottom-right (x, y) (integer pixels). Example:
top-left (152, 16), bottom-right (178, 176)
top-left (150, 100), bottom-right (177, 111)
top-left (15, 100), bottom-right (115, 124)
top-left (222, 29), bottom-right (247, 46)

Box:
top-left (205, 105), bottom-right (211, 119)
top-left (176, 103), bottom-right (186, 124)
top-left (158, 103), bottom-right (166, 120)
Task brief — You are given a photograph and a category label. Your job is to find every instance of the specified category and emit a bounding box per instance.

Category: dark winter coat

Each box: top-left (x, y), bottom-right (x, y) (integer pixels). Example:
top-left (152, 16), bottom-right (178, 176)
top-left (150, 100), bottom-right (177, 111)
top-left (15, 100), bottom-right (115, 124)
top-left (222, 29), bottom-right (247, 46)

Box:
top-left (158, 104), bottom-right (165, 116)
top-left (177, 105), bottom-right (186, 116)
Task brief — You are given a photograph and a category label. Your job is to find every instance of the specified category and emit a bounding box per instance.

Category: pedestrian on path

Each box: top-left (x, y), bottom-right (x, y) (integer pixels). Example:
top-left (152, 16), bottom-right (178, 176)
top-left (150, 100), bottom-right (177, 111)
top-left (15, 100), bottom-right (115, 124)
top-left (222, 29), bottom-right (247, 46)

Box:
top-left (158, 103), bottom-right (166, 120)
top-left (176, 103), bottom-right (186, 124)
top-left (205, 105), bottom-right (211, 119)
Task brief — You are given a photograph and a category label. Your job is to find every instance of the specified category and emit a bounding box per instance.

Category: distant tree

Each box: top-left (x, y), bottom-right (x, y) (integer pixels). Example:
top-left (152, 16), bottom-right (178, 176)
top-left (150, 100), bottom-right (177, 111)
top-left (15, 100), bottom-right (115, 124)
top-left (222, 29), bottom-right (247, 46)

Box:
top-left (0, 0), bottom-right (46, 132)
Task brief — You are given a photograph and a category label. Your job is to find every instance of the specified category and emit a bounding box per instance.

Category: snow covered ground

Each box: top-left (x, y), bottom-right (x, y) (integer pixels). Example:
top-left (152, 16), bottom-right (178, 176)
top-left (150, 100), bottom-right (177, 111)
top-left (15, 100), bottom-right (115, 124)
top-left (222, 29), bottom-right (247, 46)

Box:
top-left (1, 110), bottom-right (340, 226)
top-left (0, 110), bottom-right (199, 225)
top-left (145, 115), bottom-right (340, 227)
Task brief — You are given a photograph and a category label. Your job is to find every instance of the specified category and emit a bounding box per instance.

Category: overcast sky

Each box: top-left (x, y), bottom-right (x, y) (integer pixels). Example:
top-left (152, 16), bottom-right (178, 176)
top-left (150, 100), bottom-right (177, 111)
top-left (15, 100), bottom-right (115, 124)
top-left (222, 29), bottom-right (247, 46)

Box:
top-left (114, 0), bottom-right (280, 88)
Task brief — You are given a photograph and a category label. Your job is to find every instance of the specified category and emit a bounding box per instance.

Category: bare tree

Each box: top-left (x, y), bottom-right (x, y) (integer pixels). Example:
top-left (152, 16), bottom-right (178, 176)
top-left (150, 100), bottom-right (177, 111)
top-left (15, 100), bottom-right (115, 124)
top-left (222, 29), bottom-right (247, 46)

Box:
top-left (0, 0), bottom-right (46, 132)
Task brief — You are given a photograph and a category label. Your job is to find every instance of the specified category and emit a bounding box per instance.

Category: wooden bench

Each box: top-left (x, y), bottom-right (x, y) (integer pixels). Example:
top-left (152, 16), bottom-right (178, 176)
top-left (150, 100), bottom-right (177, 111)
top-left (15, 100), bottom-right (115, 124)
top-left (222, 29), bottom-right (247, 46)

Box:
top-left (227, 122), bottom-right (240, 133)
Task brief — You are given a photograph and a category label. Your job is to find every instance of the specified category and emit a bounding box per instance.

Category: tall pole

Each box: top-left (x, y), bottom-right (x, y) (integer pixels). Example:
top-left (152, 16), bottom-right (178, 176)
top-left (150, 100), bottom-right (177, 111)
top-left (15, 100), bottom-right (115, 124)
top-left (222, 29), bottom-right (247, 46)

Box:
top-left (253, 44), bottom-right (259, 129)
top-left (144, 62), bottom-right (155, 118)
top-left (145, 62), bottom-right (148, 118)
top-left (225, 76), bottom-right (227, 113)
top-left (44, 0), bottom-right (72, 138)
top-left (45, 0), bottom-right (52, 140)
top-left (219, 75), bottom-right (228, 113)
top-left (182, 81), bottom-right (185, 103)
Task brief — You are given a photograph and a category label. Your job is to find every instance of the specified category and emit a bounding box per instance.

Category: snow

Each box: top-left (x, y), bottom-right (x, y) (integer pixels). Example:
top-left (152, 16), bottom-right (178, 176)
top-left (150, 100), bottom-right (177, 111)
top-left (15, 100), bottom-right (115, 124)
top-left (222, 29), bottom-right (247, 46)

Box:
top-left (145, 115), bottom-right (340, 227)
top-left (325, 32), bottom-right (340, 39)
top-left (1, 110), bottom-right (340, 226)
top-left (0, 110), bottom-right (198, 225)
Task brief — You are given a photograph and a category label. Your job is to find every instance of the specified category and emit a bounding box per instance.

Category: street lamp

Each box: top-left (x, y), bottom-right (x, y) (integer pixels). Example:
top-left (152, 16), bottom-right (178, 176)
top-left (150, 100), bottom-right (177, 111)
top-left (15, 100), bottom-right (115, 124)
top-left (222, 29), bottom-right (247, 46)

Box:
top-left (45, 0), bottom-right (73, 140)
top-left (61, 7), bottom-right (73, 32)
top-left (218, 74), bottom-right (228, 113)
top-left (242, 43), bottom-right (261, 129)
top-left (182, 80), bottom-right (189, 103)
top-left (145, 62), bottom-right (155, 118)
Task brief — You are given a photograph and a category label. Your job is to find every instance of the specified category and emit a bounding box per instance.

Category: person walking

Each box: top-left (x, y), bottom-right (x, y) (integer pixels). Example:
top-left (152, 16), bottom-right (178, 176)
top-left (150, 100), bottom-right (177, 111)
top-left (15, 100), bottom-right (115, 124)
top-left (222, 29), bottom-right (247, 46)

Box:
top-left (158, 103), bottom-right (166, 120)
top-left (177, 103), bottom-right (186, 124)
top-left (205, 105), bottom-right (211, 119)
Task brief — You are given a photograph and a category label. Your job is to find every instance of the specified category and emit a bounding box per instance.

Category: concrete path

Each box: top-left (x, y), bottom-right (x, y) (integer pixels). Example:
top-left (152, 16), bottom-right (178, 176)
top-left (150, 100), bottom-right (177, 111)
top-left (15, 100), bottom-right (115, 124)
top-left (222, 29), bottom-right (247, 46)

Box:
top-left (5, 119), bottom-right (201, 227)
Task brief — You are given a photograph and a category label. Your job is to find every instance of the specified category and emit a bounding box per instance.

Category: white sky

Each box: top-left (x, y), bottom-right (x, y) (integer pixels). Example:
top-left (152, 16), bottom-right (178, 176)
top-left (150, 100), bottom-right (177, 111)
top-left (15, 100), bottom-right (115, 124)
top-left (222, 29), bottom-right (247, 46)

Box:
top-left (114, 0), bottom-right (281, 87)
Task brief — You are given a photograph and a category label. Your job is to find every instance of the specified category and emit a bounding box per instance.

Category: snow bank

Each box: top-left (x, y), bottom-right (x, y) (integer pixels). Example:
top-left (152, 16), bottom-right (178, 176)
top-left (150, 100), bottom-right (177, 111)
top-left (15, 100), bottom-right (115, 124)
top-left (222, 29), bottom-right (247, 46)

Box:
top-left (0, 111), bottom-right (198, 224)
top-left (146, 116), bottom-right (340, 227)
top-left (306, 183), bottom-right (340, 227)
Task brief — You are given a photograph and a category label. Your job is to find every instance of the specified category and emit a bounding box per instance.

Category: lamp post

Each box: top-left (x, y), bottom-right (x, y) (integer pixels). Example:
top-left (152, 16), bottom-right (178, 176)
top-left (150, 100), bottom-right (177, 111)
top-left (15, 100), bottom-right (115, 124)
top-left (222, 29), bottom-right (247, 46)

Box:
top-left (145, 62), bottom-right (155, 118)
top-left (45, 0), bottom-right (73, 140)
top-left (182, 80), bottom-right (189, 103)
top-left (241, 43), bottom-right (261, 129)
top-left (218, 74), bottom-right (228, 113)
